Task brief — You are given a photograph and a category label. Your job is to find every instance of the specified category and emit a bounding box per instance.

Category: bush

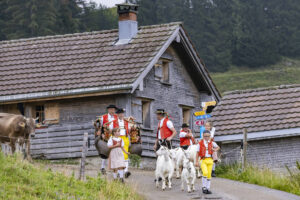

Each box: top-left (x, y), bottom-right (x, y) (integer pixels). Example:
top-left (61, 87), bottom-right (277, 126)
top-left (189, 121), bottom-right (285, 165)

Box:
top-left (216, 162), bottom-right (300, 196)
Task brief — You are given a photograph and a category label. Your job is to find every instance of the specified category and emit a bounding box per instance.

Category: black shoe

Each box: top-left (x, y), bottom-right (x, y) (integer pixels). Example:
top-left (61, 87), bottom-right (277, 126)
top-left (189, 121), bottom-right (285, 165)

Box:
top-left (206, 189), bottom-right (212, 194)
top-left (125, 171), bottom-right (131, 178)
top-left (154, 177), bottom-right (162, 182)
top-left (212, 170), bottom-right (216, 177)
top-left (202, 187), bottom-right (207, 194)
top-left (101, 168), bottom-right (106, 175)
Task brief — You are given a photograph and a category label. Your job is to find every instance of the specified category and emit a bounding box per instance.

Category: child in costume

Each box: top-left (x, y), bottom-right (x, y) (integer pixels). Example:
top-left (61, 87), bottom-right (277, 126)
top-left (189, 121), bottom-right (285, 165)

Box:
top-left (204, 120), bottom-right (217, 177)
top-left (195, 130), bottom-right (220, 194)
top-left (107, 128), bottom-right (130, 182)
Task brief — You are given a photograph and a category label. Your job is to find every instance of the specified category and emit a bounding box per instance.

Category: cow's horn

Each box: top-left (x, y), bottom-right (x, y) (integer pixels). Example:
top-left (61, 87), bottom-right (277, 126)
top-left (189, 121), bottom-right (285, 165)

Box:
top-left (19, 122), bottom-right (26, 127)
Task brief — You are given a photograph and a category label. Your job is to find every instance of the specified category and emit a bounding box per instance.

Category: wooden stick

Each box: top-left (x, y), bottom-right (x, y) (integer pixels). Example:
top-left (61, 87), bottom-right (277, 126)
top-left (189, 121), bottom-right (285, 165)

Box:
top-left (242, 128), bottom-right (248, 171)
top-left (79, 132), bottom-right (89, 180)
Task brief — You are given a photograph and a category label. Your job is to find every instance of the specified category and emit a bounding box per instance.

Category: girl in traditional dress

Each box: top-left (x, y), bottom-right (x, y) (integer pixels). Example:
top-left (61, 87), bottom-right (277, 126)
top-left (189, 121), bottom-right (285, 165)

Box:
top-left (107, 128), bottom-right (130, 182)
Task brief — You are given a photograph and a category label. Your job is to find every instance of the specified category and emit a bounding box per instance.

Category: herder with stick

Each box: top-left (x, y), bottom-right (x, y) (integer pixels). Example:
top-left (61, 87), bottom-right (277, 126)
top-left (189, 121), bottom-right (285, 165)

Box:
top-left (153, 109), bottom-right (177, 151)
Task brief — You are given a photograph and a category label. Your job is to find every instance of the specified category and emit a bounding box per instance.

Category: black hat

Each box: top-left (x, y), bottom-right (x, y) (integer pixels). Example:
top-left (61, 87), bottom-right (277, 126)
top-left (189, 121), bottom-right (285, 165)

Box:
top-left (182, 123), bottom-right (189, 128)
top-left (116, 108), bottom-right (125, 114)
top-left (155, 109), bottom-right (165, 114)
top-left (107, 105), bottom-right (117, 109)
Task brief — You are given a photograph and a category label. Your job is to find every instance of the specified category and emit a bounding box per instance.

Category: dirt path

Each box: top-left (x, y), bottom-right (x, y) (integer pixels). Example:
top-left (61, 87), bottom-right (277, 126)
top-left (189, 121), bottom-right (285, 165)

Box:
top-left (43, 164), bottom-right (300, 200)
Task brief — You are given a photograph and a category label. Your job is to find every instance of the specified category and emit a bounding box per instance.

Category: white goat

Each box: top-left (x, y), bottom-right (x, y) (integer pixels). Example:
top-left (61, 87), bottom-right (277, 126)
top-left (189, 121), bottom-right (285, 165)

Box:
top-left (186, 144), bottom-right (202, 178)
top-left (155, 146), bottom-right (174, 190)
top-left (174, 147), bottom-right (185, 179)
top-left (181, 153), bottom-right (196, 193)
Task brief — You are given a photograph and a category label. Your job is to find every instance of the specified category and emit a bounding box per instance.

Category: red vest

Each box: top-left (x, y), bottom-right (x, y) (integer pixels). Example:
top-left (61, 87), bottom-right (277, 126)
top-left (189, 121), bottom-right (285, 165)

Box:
top-left (179, 130), bottom-right (196, 146)
top-left (156, 118), bottom-right (173, 139)
top-left (113, 119), bottom-right (129, 136)
top-left (102, 114), bottom-right (118, 128)
top-left (198, 139), bottom-right (213, 159)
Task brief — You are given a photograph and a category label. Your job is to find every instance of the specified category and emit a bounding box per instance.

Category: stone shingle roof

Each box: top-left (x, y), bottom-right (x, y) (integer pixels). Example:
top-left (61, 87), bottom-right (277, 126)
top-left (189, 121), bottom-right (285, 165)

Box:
top-left (212, 85), bottom-right (300, 136)
top-left (0, 22), bottom-right (181, 97)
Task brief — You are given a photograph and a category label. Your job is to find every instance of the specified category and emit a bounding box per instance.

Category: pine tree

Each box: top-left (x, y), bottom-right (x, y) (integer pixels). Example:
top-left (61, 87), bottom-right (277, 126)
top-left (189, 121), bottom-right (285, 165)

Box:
top-left (0, 0), bottom-right (8, 40)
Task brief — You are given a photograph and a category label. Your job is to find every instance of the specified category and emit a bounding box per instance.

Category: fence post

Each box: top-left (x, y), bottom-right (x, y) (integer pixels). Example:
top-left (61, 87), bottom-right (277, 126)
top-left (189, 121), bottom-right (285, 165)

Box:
top-left (79, 132), bottom-right (89, 180)
top-left (242, 128), bottom-right (248, 171)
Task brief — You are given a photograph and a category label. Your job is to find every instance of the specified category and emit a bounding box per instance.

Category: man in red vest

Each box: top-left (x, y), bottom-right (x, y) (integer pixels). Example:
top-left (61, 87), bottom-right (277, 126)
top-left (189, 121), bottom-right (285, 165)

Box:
top-left (99, 104), bottom-right (118, 174)
top-left (195, 130), bottom-right (220, 194)
top-left (153, 109), bottom-right (177, 151)
top-left (179, 123), bottom-right (196, 150)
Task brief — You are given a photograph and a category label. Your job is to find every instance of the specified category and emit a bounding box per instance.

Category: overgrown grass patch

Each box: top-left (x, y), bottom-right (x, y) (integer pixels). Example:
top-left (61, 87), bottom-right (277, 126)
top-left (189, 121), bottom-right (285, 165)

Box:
top-left (0, 153), bottom-right (143, 200)
top-left (216, 163), bottom-right (300, 196)
top-left (211, 57), bottom-right (300, 94)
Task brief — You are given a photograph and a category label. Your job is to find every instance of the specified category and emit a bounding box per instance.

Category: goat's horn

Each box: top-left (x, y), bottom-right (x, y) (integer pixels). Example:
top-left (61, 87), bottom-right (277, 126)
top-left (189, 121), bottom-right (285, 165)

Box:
top-left (19, 122), bottom-right (25, 127)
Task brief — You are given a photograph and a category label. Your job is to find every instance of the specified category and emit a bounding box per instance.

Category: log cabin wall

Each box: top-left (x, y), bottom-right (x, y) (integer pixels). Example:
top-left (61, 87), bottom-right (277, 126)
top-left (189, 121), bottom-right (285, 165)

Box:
top-left (23, 95), bottom-right (128, 159)
top-left (132, 46), bottom-right (214, 157)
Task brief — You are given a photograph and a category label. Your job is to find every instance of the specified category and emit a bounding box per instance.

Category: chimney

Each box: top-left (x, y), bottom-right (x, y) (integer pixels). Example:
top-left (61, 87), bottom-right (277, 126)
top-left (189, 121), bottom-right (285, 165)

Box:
top-left (115, 3), bottom-right (139, 45)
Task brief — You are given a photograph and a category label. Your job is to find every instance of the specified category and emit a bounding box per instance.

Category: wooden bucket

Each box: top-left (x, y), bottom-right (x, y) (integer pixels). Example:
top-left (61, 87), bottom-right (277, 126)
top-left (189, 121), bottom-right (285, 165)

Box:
top-left (95, 139), bottom-right (110, 159)
top-left (129, 143), bottom-right (142, 156)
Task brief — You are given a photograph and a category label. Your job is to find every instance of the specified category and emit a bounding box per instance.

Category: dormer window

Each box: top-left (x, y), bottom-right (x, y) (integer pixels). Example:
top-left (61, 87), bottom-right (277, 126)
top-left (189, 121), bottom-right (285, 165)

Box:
top-left (155, 58), bottom-right (171, 84)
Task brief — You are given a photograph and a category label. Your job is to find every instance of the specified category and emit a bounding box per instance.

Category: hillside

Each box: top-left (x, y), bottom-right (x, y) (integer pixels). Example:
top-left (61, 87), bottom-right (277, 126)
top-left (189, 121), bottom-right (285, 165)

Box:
top-left (211, 58), bottom-right (300, 94)
top-left (0, 154), bottom-right (142, 200)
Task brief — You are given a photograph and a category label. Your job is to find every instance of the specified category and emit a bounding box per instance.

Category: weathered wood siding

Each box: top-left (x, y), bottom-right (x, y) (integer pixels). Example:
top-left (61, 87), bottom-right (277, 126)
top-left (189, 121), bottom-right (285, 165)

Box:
top-left (220, 136), bottom-right (300, 170)
top-left (31, 123), bottom-right (97, 159)
top-left (133, 46), bottom-right (214, 157)
top-left (30, 95), bottom-right (130, 159)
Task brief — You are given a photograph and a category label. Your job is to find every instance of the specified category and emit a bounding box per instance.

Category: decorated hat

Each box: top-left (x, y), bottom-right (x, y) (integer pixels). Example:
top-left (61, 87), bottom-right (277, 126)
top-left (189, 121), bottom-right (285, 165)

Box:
top-left (155, 109), bottom-right (165, 114)
top-left (182, 123), bottom-right (189, 128)
top-left (116, 108), bottom-right (125, 114)
top-left (107, 104), bottom-right (117, 109)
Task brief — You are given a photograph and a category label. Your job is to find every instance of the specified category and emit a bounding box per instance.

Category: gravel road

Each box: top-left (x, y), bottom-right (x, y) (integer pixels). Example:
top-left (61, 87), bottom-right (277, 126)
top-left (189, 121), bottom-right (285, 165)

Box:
top-left (44, 164), bottom-right (300, 200)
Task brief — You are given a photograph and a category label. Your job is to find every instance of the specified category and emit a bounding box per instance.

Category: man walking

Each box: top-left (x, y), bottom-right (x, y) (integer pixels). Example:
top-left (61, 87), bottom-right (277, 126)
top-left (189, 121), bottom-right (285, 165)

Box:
top-left (98, 104), bottom-right (118, 174)
top-left (153, 109), bottom-right (177, 151)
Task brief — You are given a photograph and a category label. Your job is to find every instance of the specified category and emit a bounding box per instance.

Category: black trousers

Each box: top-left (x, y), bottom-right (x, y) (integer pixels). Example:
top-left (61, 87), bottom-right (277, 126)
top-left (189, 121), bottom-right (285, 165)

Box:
top-left (156, 139), bottom-right (172, 151)
top-left (181, 145), bottom-right (189, 150)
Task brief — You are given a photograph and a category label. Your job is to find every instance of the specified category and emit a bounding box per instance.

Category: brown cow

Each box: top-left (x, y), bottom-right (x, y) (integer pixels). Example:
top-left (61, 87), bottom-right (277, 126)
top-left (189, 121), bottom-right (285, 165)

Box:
top-left (0, 113), bottom-right (37, 160)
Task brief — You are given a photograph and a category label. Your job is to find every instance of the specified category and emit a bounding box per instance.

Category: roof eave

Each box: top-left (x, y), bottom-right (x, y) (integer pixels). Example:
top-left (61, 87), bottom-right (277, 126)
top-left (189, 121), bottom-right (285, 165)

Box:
top-left (130, 26), bottom-right (181, 93)
top-left (214, 127), bottom-right (300, 143)
top-left (178, 27), bottom-right (221, 102)
top-left (0, 84), bottom-right (132, 104)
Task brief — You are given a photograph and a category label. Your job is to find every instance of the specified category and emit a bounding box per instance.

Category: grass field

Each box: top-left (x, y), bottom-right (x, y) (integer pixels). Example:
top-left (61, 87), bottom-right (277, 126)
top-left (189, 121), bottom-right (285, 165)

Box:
top-left (0, 153), bottom-right (143, 200)
top-left (211, 57), bottom-right (300, 94)
top-left (216, 163), bottom-right (300, 196)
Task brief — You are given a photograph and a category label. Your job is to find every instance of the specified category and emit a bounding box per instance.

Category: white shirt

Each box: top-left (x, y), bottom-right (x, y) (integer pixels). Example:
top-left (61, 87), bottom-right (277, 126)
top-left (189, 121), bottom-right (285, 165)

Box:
top-left (197, 140), bottom-right (218, 157)
top-left (179, 129), bottom-right (193, 145)
top-left (107, 136), bottom-right (124, 147)
top-left (210, 127), bottom-right (216, 138)
top-left (118, 119), bottom-right (126, 136)
top-left (100, 113), bottom-right (116, 130)
top-left (158, 117), bottom-right (174, 139)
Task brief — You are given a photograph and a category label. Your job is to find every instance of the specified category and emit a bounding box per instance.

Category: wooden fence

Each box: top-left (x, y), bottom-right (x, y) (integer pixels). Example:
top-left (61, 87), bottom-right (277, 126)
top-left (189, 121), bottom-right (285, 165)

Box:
top-left (30, 123), bottom-right (167, 159)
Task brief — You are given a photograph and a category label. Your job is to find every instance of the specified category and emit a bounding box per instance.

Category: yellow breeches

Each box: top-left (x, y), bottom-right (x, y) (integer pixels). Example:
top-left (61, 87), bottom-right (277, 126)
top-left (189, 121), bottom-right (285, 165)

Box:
top-left (201, 157), bottom-right (214, 179)
top-left (120, 135), bottom-right (130, 160)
